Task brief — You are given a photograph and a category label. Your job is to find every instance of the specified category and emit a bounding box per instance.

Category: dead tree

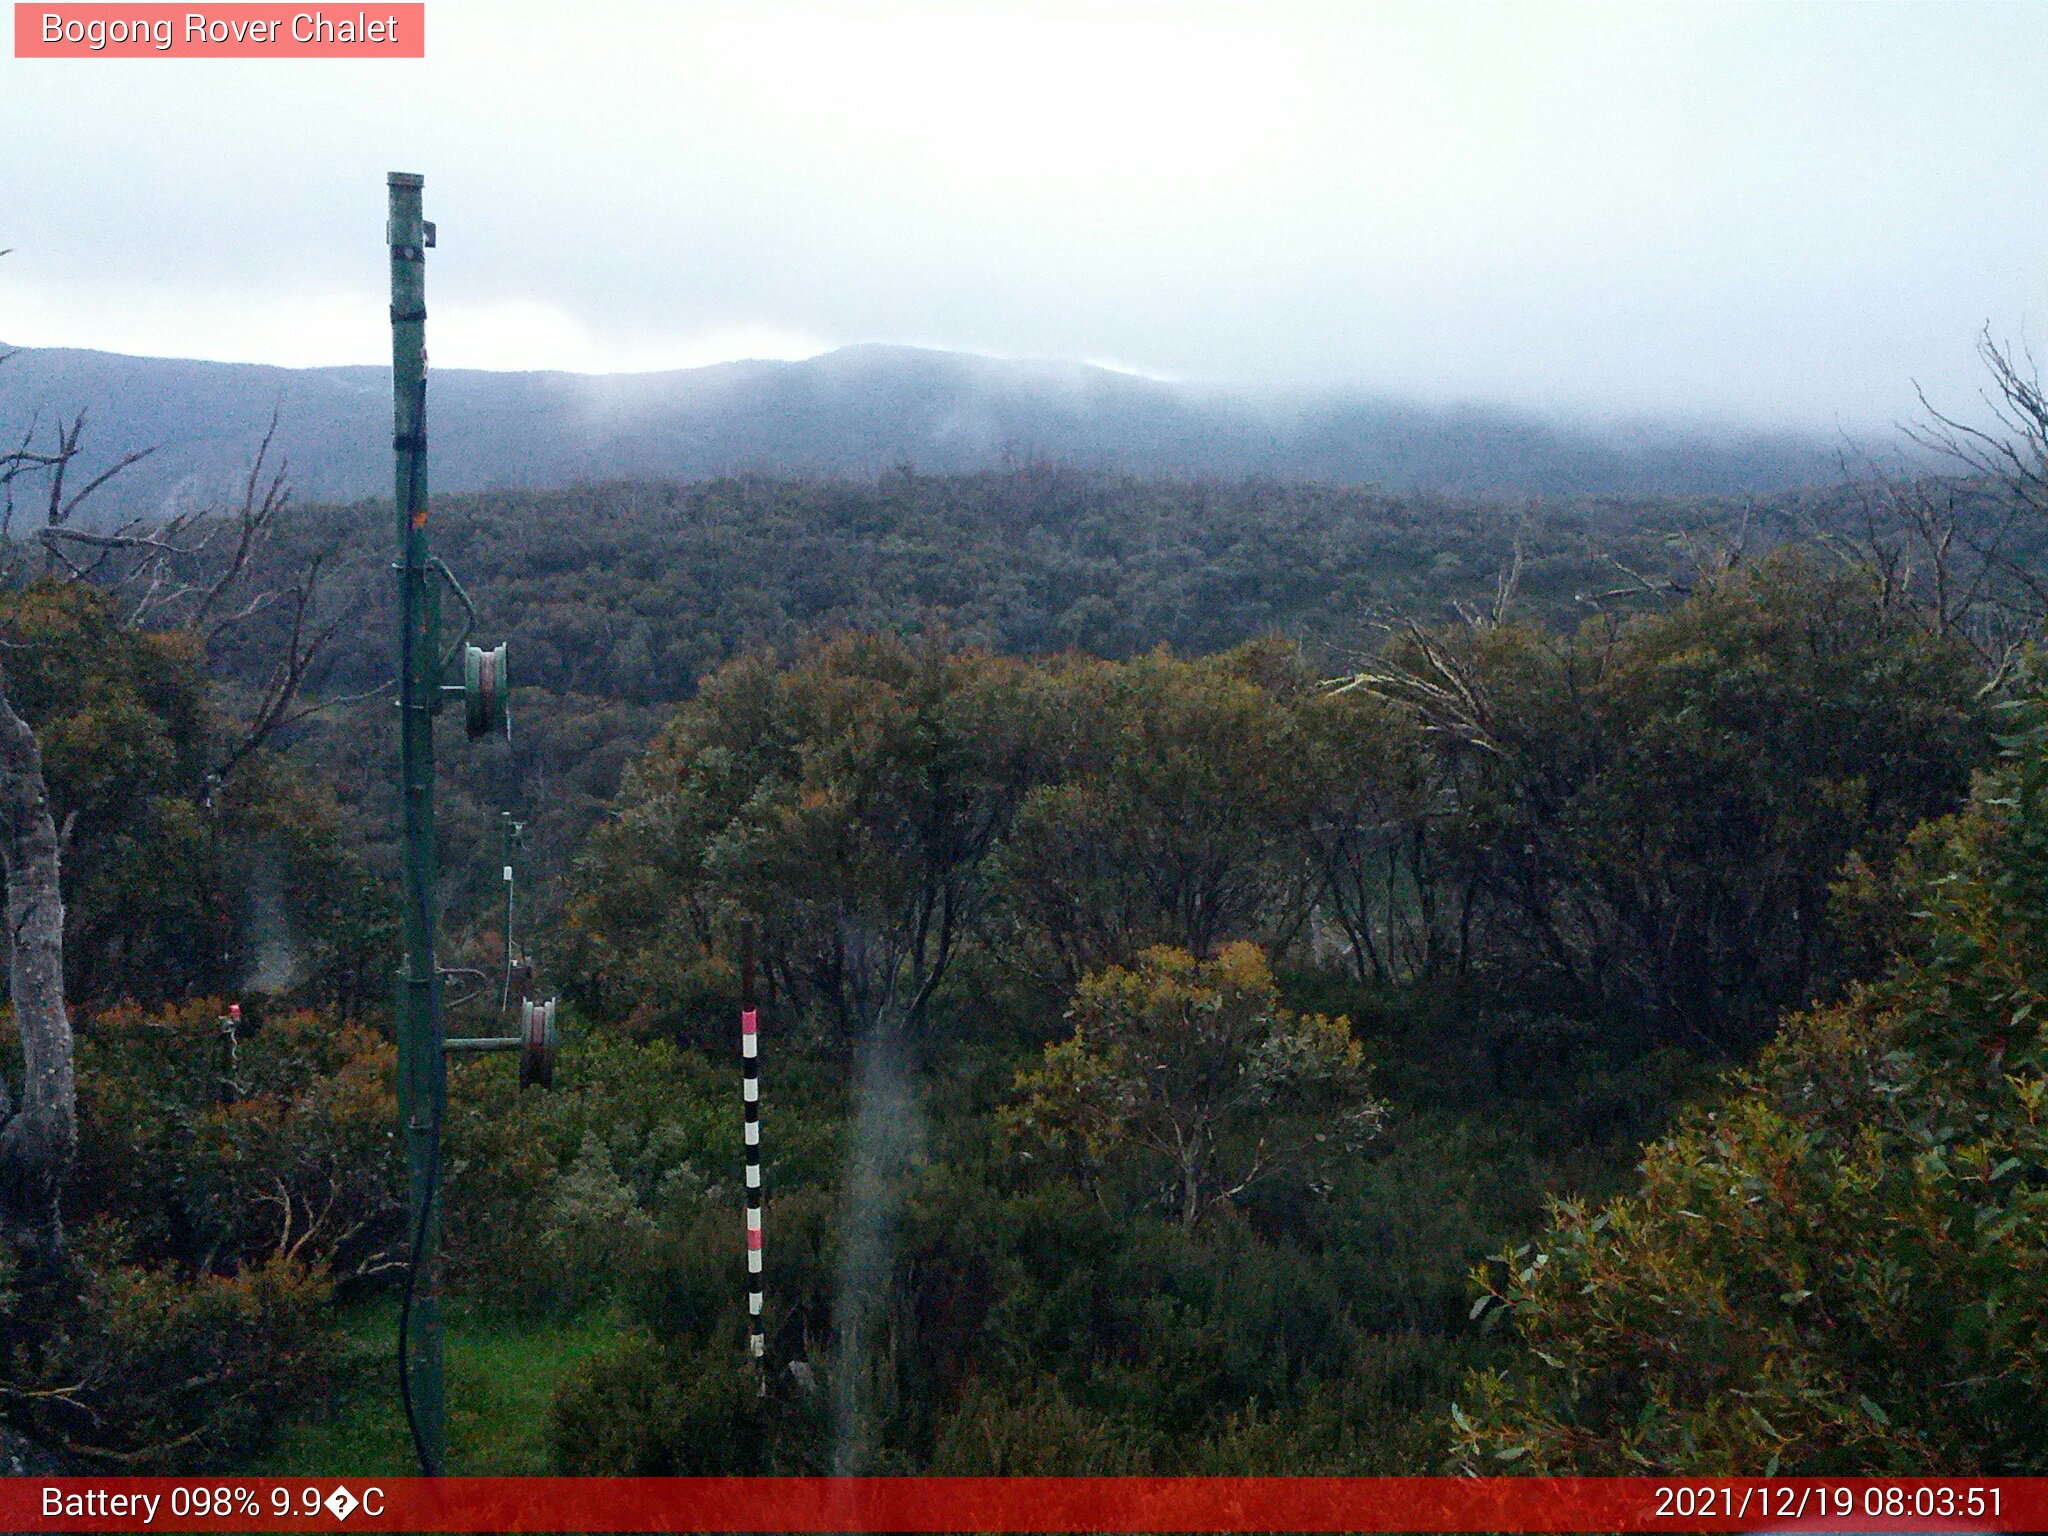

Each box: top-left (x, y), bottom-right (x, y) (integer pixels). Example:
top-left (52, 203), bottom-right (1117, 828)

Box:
top-left (1908, 327), bottom-right (2048, 515)
top-left (0, 387), bottom-right (347, 1251)
top-left (1803, 464), bottom-right (2044, 690)
top-left (1892, 329), bottom-right (2048, 671)
top-left (34, 410), bottom-right (357, 779)
top-left (0, 663), bottom-right (72, 1253)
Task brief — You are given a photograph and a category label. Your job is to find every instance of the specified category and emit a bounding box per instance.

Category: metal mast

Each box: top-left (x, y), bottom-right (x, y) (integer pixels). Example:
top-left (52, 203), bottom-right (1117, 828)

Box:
top-left (389, 169), bottom-right (446, 1476)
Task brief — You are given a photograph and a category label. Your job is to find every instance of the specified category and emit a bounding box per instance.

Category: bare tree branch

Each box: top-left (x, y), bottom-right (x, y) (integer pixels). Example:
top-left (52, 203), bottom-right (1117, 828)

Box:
top-left (1904, 326), bottom-right (2048, 516)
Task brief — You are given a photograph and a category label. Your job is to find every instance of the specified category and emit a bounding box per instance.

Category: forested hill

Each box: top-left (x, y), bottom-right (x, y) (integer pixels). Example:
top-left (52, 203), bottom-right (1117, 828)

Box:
top-left (251, 468), bottom-right (1924, 937)
top-left (277, 469), bottom-right (1794, 705)
top-left (249, 464), bottom-right (2038, 953)
top-left (0, 341), bottom-right (1855, 521)
top-left (20, 449), bottom-right (2047, 1478)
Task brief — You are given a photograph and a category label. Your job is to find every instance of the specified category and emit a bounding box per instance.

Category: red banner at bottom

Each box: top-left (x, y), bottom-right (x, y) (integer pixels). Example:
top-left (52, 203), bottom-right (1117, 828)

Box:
top-left (5, 1476), bottom-right (2041, 1532)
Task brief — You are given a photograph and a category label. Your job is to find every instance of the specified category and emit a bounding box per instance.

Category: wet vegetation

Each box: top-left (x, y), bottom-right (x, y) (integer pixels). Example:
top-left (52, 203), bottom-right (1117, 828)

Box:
top-left (0, 454), bottom-right (2044, 1473)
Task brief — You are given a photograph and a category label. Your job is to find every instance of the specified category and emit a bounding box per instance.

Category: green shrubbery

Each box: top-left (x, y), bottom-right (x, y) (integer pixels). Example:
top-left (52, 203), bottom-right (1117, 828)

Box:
top-left (435, 1018), bottom-right (844, 1319)
top-left (0, 491), bottom-right (2013, 1475)
top-left (0, 997), bottom-right (385, 1466)
top-left (1456, 676), bottom-right (2048, 1472)
top-left (537, 554), bottom-right (2004, 1478)
top-left (551, 1161), bottom-right (1480, 1475)
top-left (552, 1318), bottom-right (824, 1474)
top-left (9, 1235), bottom-right (339, 1466)
top-left (74, 1000), bottom-right (401, 1282)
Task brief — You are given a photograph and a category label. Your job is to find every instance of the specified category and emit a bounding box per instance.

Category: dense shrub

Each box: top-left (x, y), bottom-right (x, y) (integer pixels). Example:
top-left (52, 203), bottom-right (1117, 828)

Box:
top-left (1454, 677), bottom-right (2048, 1472)
top-left (26, 1235), bottom-right (336, 1466)
top-left (551, 1320), bottom-right (825, 1473)
top-left (72, 999), bottom-right (401, 1283)
top-left (1369, 551), bottom-right (1992, 1039)
top-left (440, 1022), bottom-right (840, 1315)
top-left (0, 1220), bottom-right (335, 1467)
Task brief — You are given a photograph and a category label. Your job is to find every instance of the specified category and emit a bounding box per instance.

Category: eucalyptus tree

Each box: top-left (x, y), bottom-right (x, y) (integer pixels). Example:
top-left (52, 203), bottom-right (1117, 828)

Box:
top-left (0, 372), bottom-right (349, 1250)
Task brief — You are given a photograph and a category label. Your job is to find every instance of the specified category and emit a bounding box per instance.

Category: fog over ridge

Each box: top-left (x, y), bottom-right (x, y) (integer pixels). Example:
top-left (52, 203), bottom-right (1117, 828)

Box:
top-left (3, 2), bottom-right (2043, 435)
top-left (0, 340), bottom-right (1886, 520)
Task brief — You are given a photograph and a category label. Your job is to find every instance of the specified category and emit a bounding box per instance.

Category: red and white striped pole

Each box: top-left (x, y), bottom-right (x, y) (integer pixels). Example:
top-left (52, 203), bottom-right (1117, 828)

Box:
top-left (740, 920), bottom-right (765, 1361)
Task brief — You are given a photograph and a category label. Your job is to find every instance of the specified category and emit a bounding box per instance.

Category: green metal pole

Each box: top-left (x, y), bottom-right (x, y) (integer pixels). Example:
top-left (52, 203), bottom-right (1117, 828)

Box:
top-left (388, 170), bottom-right (445, 1476)
top-left (499, 812), bottom-right (518, 1012)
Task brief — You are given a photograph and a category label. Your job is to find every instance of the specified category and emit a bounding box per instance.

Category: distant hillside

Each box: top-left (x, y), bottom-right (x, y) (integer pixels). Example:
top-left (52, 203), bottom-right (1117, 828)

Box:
top-left (0, 342), bottom-right (1853, 521)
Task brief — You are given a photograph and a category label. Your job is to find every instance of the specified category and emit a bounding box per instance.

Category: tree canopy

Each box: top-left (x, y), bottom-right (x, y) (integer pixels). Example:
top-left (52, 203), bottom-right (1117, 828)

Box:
top-left (1455, 672), bottom-right (2048, 1473)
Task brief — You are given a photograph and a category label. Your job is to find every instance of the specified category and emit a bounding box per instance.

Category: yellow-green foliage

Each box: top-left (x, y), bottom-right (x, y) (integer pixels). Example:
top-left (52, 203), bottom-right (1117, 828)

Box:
top-left (1007, 943), bottom-right (1383, 1227)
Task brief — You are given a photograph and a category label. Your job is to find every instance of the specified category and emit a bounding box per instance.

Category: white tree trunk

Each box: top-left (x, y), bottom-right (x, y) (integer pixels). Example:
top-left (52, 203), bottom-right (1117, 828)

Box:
top-left (0, 675), bottom-right (73, 1251)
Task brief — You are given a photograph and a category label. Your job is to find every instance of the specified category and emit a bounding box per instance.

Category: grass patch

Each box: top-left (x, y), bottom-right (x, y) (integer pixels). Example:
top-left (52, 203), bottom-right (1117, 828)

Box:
top-left (259, 1297), bottom-right (630, 1476)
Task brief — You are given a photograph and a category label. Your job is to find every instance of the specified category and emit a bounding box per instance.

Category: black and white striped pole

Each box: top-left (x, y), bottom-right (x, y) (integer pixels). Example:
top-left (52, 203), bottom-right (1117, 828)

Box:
top-left (741, 920), bottom-right (765, 1362)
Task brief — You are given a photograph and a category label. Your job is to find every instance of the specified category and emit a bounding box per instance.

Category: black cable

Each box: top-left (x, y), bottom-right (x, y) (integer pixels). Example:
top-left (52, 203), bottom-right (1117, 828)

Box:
top-left (396, 1101), bottom-right (442, 1476)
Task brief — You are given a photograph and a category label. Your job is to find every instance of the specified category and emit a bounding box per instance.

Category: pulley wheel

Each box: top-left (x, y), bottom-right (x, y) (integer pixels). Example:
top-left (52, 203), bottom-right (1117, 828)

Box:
top-left (464, 642), bottom-right (509, 740)
top-left (520, 997), bottom-right (557, 1090)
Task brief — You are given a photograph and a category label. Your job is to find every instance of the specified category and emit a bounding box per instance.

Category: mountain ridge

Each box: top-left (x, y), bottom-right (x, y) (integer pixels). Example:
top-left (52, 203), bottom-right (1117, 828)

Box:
top-left (0, 341), bottom-right (1858, 521)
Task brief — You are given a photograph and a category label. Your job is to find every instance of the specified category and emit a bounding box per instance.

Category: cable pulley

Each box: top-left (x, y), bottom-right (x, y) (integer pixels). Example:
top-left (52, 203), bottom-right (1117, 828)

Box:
top-left (520, 997), bottom-right (558, 1090)
top-left (464, 642), bottom-right (509, 740)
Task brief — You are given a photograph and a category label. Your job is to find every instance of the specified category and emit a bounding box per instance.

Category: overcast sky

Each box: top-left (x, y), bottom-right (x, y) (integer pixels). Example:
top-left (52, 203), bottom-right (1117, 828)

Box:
top-left (4, 0), bottom-right (2044, 430)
